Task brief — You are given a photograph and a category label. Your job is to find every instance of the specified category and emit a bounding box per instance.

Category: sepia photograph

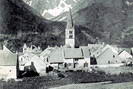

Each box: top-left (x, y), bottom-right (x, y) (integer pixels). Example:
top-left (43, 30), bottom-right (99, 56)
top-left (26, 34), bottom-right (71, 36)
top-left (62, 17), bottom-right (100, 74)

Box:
top-left (0, 0), bottom-right (133, 89)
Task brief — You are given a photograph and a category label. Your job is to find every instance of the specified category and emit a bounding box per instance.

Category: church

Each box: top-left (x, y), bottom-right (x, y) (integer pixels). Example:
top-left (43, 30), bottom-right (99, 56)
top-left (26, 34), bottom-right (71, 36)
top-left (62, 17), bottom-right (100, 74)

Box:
top-left (40, 9), bottom-right (91, 71)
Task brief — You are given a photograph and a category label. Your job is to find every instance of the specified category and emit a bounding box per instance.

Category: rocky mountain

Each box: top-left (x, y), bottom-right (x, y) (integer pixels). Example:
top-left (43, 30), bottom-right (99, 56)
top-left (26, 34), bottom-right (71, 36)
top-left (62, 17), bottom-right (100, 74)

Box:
top-left (23, 0), bottom-right (83, 20)
top-left (0, 0), bottom-right (100, 51)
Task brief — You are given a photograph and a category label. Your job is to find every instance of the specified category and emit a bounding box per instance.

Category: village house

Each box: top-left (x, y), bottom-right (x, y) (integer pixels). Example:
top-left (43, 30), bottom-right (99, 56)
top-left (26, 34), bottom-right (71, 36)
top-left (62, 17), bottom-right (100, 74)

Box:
top-left (118, 50), bottom-right (133, 63)
top-left (19, 44), bottom-right (46, 76)
top-left (45, 47), bottom-right (91, 71)
top-left (24, 54), bottom-right (46, 76)
top-left (93, 45), bottom-right (122, 66)
top-left (0, 45), bottom-right (18, 80)
top-left (64, 47), bottom-right (90, 70)
top-left (47, 47), bottom-right (64, 70)
top-left (19, 52), bottom-right (47, 76)
top-left (89, 44), bottom-right (133, 67)
top-left (80, 46), bottom-right (92, 65)
top-left (64, 48), bottom-right (84, 69)
top-left (19, 52), bottom-right (35, 71)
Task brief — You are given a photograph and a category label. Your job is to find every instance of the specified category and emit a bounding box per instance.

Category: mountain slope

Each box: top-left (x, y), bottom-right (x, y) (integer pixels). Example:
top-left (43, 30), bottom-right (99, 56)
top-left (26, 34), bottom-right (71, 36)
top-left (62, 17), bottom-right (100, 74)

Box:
top-left (1, 0), bottom-right (133, 52)
top-left (0, 0), bottom-right (100, 51)
top-left (53, 0), bottom-right (133, 47)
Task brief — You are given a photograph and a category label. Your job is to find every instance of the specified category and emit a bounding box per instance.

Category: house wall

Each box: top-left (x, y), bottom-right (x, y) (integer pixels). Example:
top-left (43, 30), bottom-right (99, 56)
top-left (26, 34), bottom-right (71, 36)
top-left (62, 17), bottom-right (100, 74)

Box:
top-left (64, 59), bottom-right (74, 69)
top-left (77, 59), bottom-right (86, 68)
top-left (64, 59), bottom-right (89, 69)
top-left (0, 66), bottom-right (16, 80)
top-left (50, 58), bottom-right (91, 71)
top-left (97, 49), bottom-right (121, 65)
top-left (84, 58), bottom-right (90, 66)
top-left (50, 63), bottom-right (65, 71)
top-left (19, 55), bottom-right (31, 71)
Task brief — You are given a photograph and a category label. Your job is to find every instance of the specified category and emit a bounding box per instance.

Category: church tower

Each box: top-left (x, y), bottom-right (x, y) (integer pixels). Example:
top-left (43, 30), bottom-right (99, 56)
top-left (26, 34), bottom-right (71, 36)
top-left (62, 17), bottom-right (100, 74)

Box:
top-left (65, 9), bottom-right (75, 48)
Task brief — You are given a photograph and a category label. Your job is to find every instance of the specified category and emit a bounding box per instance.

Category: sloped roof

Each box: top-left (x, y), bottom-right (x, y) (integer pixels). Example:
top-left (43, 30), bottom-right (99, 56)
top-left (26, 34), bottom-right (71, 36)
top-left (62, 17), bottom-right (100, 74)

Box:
top-left (80, 47), bottom-right (90, 58)
top-left (0, 46), bottom-right (17, 66)
top-left (40, 47), bottom-right (55, 57)
top-left (64, 48), bottom-right (83, 59)
top-left (120, 48), bottom-right (131, 54)
top-left (47, 46), bottom-right (91, 63)
top-left (101, 45), bottom-right (118, 54)
top-left (96, 47), bottom-right (110, 59)
top-left (25, 55), bottom-right (46, 73)
top-left (48, 48), bottom-right (64, 63)
top-left (119, 50), bottom-right (132, 59)
top-left (96, 45), bottom-right (118, 59)
top-left (90, 45), bottom-right (105, 57)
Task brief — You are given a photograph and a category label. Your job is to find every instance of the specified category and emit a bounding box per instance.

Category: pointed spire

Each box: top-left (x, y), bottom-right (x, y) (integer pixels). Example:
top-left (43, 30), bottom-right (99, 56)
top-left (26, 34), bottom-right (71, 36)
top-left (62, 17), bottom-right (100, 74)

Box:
top-left (67, 8), bottom-right (74, 29)
top-left (23, 43), bottom-right (27, 49)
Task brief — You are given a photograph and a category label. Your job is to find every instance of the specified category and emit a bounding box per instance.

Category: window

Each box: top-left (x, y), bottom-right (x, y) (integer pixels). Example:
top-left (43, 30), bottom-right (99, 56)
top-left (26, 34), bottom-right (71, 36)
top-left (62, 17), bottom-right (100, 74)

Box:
top-left (69, 31), bottom-right (73, 34)
top-left (9, 70), bottom-right (12, 72)
top-left (21, 58), bottom-right (23, 61)
top-left (108, 61), bottom-right (110, 64)
top-left (90, 56), bottom-right (97, 65)
top-left (74, 59), bottom-right (78, 64)
top-left (47, 58), bottom-right (49, 62)
top-left (75, 59), bottom-right (78, 61)
top-left (64, 63), bottom-right (68, 68)
top-left (68, 63), bottom-right (72, 66)
top-left (69, 35), bottom-right (73, 38)
top-left (113, 55), bottom-right (115, 58)
top-left (84, 62), bottom-right (88, 67)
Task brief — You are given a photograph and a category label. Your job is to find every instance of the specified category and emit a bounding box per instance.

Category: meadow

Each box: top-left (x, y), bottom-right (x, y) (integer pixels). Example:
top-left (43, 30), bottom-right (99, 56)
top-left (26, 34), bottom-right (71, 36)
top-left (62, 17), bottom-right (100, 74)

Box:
top-left (1, 70), bottom-right (133, 89)
top-left (50, 82), bottom-right (133, 89)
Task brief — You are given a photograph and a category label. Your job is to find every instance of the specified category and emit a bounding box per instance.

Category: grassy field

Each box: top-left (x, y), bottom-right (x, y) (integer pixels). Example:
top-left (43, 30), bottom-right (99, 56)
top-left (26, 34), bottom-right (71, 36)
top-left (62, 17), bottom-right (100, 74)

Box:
top-left (1, 70), bottom-right (133, 89)
top-left (50, 82), bottom-right (133, 89)
top-left (96, 66), bottom-right (133, 74)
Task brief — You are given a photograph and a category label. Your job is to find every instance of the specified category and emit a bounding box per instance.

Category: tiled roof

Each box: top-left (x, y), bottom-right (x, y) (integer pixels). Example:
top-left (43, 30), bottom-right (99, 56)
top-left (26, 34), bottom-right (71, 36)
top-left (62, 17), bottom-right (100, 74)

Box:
top-left (80, 47), bottom-right (91, 58)
top-left (47, 46), bottom-right (92, 63)
top-left (40, 47), bottom-right (55, 57)
top-left (48, 48), bottom-right (64, 63)
top-left (64, 48), bottom-right (83, 59)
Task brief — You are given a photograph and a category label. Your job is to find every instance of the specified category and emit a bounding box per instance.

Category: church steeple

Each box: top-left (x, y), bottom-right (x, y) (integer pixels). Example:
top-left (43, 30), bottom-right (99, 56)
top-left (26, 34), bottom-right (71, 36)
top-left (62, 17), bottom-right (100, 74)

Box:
top-left (65, 9), bottom-right (75, 48)
top-left (67, 8), bottom-right (74, 29)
